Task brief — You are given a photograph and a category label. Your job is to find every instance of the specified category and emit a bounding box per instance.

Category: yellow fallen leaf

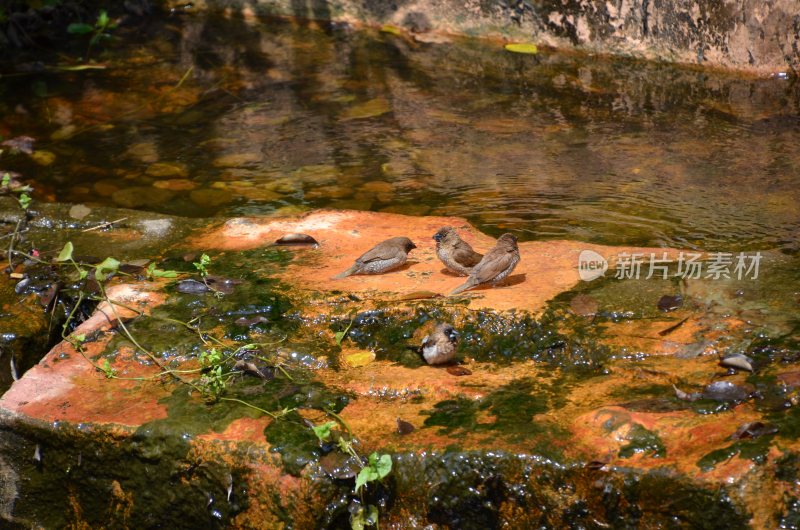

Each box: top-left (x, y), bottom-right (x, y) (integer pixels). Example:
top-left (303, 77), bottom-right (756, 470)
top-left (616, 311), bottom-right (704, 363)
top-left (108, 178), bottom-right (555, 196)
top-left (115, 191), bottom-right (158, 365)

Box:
top-left (343, 348), bottom-right (376, 368)
top-left (504, 43), bottom-right (538, 55)
top-left (380, 24), bottom-right (404, 36)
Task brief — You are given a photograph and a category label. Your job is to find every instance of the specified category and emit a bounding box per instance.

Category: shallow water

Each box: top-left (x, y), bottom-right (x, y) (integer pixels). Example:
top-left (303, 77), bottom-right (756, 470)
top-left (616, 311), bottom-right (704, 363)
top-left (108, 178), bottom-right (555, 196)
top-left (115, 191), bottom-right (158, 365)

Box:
top-left (1, 14), bottom-right (799, 253)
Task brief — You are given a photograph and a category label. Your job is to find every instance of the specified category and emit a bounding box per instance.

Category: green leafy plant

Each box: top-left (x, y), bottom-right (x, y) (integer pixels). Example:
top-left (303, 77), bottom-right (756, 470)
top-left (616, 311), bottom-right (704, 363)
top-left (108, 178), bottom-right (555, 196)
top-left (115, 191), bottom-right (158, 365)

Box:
top-left (67, 10), bottom-right (117, 59)
top-left (101, 359), bottom-right (116, 378)
top-left (17, 192), bottom-right (31, 210)
top-left (193, 253), bottom-right (211, 278)
top-left (312, 420), bottom-right (392, 529)
top-left (94, 256), bottom-right (120, 281)
top-left (355, 452), bottom-right (392, 493)
top-left (198, 348), bottom-right (227, 399)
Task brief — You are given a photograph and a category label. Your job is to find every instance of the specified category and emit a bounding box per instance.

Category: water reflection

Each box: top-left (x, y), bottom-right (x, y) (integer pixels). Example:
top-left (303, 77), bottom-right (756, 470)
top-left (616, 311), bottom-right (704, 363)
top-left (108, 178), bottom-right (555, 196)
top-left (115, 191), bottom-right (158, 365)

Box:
top-left (0, 14), bottom-right (798, 250)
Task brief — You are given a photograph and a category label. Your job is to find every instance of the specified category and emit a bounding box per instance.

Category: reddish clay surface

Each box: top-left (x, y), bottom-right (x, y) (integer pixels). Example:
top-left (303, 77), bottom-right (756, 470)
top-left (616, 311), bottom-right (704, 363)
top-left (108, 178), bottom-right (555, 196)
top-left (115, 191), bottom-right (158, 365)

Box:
top-left (193, 210), bottom-right (683, 312)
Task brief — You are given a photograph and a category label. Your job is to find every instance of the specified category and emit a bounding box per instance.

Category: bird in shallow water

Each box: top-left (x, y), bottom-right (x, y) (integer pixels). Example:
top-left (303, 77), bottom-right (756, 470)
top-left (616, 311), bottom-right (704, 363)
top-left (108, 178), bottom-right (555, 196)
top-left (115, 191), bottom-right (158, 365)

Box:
top-left (433, 226), bottom-right (483, 276)
top-left (334, 236), bottom-right (416, 278)
top-left (450, 233), bottom-right (520, 295)
top-left (420, 323), bottom-right (459, 365)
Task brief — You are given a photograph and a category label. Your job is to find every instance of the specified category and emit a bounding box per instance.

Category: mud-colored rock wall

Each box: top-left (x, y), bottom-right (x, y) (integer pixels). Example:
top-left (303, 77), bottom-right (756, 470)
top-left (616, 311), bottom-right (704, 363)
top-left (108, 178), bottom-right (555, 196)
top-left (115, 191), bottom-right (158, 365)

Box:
top-left (182, 0), bottom-right (800, 74)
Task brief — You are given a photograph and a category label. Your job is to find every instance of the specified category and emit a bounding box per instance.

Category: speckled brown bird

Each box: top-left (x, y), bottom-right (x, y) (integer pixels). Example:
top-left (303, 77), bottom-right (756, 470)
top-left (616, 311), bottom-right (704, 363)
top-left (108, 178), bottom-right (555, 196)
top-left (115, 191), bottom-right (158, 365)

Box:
top-left (420, 323), bottom-right (459, 365)
top-left (449, 233), bottom-right (520, 295)
top-left (433, 227), bottom-right (483, 276)
top-left (334, 236), bottom-right (416, 278)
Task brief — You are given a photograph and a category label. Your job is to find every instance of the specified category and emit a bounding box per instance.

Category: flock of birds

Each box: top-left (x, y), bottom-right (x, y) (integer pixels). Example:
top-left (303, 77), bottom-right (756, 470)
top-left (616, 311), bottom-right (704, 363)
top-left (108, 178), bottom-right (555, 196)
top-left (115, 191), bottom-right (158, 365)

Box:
top-left (333, 226), bottom-right (522, 365)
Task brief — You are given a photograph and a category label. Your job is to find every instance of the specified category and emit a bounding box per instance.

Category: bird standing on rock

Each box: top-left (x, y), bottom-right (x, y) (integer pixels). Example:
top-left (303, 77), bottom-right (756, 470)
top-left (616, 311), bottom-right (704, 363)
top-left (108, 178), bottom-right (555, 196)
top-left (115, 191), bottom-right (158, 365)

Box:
top-left (433, 227), bottom-right (483, 276)
top-left (420, 323), bottom-right (459, 365)
top-left (334, 237), bottom-right (416, 278)
top-left (450, 233), bottom-right (520, 295)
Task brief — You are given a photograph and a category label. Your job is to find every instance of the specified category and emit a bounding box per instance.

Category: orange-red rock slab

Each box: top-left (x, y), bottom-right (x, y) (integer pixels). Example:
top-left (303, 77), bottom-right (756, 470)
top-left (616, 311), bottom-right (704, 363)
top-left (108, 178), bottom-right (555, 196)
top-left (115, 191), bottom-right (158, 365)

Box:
top-left (191, 209), bottom-right (684, 312)
top-left (0, 283), bottom-right (170, 426)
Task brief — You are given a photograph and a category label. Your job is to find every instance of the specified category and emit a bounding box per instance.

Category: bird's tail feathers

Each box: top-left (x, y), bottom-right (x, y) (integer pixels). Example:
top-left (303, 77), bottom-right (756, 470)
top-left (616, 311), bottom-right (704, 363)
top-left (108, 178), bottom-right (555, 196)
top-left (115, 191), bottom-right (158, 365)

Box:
top-left (333, 266), bottom-right (357, 279)
top-left (449, 280), bottom-right (475, 296)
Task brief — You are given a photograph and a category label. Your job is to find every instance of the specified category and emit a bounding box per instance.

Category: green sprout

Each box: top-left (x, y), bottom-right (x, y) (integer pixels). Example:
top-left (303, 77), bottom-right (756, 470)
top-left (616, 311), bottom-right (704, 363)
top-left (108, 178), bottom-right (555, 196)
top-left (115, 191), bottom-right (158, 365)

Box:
top-left (67, 9), bottom-right (118, 59)
top-left (193, 253), bottom-right (211, 278)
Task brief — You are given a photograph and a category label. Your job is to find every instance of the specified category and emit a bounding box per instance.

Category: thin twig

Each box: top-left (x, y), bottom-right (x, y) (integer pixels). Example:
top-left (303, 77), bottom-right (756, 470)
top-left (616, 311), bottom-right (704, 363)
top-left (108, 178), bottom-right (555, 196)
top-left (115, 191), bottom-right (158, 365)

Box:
top-left (81, 217), bottom-right (128, 232)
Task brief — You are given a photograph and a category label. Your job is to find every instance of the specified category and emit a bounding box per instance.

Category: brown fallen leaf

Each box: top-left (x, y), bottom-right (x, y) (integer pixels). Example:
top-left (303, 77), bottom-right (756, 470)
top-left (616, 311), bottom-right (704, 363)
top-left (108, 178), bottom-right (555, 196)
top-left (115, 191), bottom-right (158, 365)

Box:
top-left (446, 366), bottom-right (472, 376)
top-left (398, 291), bottom-right (442, 301)
top-left (233, 360), bottom-right (267, 379)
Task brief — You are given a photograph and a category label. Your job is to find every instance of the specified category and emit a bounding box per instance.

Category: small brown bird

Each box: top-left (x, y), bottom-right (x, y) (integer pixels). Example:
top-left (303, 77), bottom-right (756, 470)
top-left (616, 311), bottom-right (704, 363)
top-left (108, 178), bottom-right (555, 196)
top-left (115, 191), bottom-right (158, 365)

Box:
top-left (334, 237), bottom-right (416, 278)
top-left (420, 323), bottom-right (459, 365)
top-left (450, 233), bottom-right (520, 295)
top-left (433, 227), bottom-right (483, 276)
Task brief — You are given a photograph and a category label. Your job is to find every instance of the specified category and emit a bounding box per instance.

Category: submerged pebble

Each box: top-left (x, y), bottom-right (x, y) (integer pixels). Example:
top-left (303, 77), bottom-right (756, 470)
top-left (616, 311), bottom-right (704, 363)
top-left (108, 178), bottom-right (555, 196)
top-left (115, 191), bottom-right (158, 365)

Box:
top-left (176, 279), bottom-right (211, 294)
top-left (702, 381), bottom-right (750, 402)
top-left (146, 162), bottom-right (188, 178)
top-left (212, 152), bottom-right (262, 168)
top-left (190, 188), bottom-right (234, 208)
top-left (112, 187), bottom-right (174, 208)
top-left (657, 294), bottom-right (683, 312)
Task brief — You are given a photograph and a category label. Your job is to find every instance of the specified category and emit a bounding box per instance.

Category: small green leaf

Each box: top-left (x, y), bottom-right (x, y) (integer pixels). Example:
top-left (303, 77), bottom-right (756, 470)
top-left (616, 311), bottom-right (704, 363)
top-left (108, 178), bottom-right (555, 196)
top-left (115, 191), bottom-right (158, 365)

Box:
top-left (312, 421), bottom-right (337, 442)
top-left (335, 317), bottom-right (355, 346)
top-left (365, 505), bottom-right (379, 528)
top-left (350, 504), bottom-right (378, 530)
top-left (67, 23), bottom-right (93, 34)
top-left (18, 193), bottom-right (31, 210)
top-left (350, 507), bottom-right (366, 530)
top-left (94, 257), bottom-right (120, 281)
top-left (146, 262), bottom-right (178, 279)
top-left (74, 334), bottom-right (86, 343)
top-left (354, 467), bottom-right (375, 493)
top-left (96, 10), bottom-right (109, 28)
top-left (504, 43), bottom-right (539, 54)
top-left (373, 453), bottom-right (392, 479)
top-left (355, 452), bottom-right (392, 493)
top-left (56, 242), bottom-right (74, 262)
top-left (193, 253), bottom-right (211, 277)
top-left (1, 173), bottom-right (9, 187)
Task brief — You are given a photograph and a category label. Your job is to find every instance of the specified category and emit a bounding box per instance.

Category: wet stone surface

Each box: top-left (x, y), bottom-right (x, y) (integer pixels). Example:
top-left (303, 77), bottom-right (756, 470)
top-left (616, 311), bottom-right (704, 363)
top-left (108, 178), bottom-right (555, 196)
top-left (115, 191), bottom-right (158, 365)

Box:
top-left (0, 207), bottom-right (798, 527)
